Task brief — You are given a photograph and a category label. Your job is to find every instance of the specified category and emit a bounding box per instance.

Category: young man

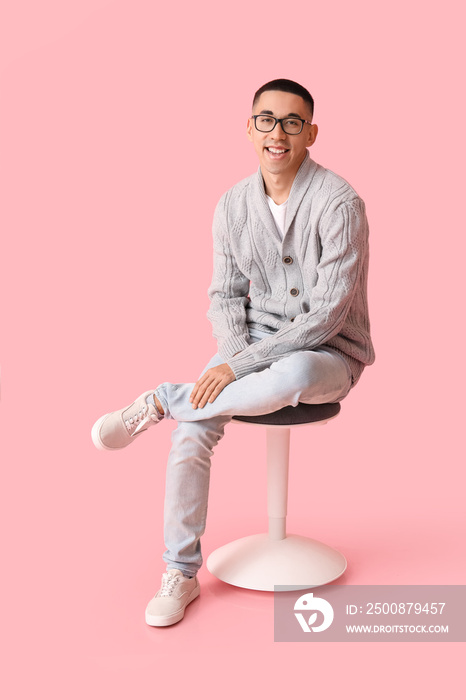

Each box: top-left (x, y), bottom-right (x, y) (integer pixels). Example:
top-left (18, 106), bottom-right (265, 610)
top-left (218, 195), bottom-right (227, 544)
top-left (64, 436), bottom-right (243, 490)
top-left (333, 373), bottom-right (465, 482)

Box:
top-left (92, 79), bottom-right (375, 627)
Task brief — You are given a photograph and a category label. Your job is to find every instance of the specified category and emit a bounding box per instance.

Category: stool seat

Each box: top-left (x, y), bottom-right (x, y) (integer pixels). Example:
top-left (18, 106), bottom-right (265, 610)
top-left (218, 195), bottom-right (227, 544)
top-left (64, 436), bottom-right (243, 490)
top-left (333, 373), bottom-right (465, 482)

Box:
top-left (206, 402), bottom-right (347, 591)
top-left (232, 401), bottom-right (341, 426)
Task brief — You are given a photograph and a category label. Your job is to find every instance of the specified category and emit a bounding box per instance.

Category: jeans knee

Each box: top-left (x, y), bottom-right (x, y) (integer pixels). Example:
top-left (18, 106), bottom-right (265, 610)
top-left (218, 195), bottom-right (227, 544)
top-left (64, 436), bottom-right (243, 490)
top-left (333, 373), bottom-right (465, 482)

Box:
top-left (171, 417), bottom-right (230, 457)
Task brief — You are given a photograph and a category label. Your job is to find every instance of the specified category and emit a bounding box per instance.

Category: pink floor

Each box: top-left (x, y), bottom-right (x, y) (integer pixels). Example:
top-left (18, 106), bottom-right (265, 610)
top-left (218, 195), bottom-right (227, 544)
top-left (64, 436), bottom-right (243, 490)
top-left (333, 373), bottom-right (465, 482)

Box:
top-left (4, 384), bottom-right (464, 697)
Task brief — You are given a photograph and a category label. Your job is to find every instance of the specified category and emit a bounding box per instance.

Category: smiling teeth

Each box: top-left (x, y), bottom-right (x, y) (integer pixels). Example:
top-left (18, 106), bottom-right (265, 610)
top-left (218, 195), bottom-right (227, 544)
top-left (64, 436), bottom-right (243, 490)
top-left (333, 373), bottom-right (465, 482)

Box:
top-left (268, 148), bottom-right (287, 154)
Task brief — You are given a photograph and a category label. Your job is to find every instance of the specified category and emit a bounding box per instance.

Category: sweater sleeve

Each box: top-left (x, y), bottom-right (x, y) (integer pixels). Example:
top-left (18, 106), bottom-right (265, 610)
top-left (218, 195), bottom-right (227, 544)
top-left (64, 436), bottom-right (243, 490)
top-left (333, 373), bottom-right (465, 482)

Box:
top-left (228, 198), bottom-right (369, 380)
top-left (206, 194), bottom-right (252, 360)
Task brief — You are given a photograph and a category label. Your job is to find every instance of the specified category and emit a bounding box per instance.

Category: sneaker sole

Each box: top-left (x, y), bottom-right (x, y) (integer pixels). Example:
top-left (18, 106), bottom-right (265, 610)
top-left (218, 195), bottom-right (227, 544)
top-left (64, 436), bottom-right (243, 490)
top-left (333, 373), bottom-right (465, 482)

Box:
top-left (145, 583), bottom-right (200, 627)
top-left (91, 414), bottom-right (119, 451)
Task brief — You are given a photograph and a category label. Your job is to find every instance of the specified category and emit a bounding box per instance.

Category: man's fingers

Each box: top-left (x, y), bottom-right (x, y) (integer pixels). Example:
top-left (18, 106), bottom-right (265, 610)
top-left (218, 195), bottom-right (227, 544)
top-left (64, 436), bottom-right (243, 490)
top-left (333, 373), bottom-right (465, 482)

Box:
top-left (191, 376), bottom-right (218, 408)
top-left (189, 364), bottom-right (235, 409)
top-left (207, 380), bottom-right (227, 404)
top-left (197, 378), bottom-right (223, 409)
top-left (190, 372), bottom-right (214, 403)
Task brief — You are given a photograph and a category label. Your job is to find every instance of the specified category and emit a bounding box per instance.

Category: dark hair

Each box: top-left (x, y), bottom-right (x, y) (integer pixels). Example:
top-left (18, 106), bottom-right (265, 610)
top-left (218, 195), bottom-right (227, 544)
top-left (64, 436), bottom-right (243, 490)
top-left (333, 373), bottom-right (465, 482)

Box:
top-left (252, 79), bottom-right (314, 118)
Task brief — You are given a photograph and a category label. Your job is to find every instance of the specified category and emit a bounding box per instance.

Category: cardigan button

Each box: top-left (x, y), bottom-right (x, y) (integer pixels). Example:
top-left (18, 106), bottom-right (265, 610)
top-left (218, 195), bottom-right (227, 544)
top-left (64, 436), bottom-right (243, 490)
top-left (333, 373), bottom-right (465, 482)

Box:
top-left (283, 256), bottom-right (293, 265)
top-left (290, 288), bottom-right (299, 297)
top-left (290, 317), bottom-right (295, 322)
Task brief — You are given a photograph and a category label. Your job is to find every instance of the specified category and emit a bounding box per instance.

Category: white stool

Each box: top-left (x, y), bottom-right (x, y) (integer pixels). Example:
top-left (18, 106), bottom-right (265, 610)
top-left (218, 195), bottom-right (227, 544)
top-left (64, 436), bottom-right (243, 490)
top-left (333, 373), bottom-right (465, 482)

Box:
top-left (206, 403), bottom-right (347, 591)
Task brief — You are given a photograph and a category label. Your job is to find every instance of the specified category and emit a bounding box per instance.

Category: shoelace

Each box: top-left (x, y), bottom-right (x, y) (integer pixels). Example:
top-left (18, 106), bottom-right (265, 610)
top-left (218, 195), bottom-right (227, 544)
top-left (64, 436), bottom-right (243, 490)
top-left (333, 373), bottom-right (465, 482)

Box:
top-left (124, 403), bottom-right (157, 436)
top-left (160, 572), bottom-right (181, 597)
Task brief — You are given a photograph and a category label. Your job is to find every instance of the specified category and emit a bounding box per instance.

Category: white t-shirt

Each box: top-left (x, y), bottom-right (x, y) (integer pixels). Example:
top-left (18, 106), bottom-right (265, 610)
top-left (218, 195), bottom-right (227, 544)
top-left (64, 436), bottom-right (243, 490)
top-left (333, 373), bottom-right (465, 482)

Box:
top-left (266, 196), bottom-right (288, 239)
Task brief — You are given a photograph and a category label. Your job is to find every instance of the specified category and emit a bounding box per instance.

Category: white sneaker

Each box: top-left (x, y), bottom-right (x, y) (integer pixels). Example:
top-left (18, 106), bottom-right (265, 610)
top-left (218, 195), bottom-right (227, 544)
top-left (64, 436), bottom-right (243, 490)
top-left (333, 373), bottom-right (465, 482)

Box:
top-left (145, 569), bottom-right (200, 627)
top-left (91, 390), bottom-right (160, 450)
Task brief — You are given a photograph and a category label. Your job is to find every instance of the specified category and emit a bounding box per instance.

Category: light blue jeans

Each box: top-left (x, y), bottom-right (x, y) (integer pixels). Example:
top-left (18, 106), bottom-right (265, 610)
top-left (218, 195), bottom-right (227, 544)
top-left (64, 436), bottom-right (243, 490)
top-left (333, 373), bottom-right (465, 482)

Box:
top-left (154, 329), bottom-right (353, 578)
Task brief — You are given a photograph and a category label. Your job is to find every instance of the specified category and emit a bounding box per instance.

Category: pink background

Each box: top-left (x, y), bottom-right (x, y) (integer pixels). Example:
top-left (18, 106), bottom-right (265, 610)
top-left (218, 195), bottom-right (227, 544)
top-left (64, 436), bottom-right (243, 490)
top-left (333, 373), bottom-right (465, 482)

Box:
top-left (1, 0), bottom-right (464, 696)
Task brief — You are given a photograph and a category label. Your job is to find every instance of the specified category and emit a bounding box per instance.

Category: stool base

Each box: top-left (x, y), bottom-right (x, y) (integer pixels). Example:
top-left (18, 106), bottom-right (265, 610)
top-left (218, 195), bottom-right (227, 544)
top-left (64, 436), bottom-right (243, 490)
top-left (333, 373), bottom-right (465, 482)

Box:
top-left (207, 533), bottom-right (347, 591)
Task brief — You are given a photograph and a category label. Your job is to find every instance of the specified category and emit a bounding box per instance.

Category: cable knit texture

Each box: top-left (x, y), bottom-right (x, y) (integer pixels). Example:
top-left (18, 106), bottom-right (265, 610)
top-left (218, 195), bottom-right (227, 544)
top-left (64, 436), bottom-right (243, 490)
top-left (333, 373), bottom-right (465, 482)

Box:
top-left (207, 152), bottom-right (375, 384)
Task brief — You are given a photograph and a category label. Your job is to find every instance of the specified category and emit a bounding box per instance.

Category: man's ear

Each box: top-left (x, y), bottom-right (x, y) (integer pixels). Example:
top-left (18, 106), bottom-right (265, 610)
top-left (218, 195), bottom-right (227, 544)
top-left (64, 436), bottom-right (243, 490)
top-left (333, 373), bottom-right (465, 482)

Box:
top-left (307, 123), bottom-right (318, 147)
top-left (246, 117), bottom-right (254, 142)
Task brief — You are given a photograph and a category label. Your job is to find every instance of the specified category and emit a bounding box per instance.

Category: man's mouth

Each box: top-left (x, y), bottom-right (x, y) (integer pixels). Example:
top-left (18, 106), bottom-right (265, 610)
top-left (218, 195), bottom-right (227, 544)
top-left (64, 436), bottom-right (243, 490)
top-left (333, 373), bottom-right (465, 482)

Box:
top-left (266, 147), bottom-right (289, 155)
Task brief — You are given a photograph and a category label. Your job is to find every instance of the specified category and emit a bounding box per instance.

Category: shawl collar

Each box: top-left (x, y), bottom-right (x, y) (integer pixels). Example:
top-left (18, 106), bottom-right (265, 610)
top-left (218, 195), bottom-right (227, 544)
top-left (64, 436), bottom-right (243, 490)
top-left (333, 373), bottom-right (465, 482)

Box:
top-left (251, 151), bottom-right (318, 241)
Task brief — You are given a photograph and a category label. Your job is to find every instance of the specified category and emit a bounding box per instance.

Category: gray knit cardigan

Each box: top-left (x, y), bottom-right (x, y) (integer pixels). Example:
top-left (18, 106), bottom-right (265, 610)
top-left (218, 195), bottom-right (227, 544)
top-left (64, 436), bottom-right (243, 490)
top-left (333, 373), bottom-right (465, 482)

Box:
top-left (207, 152), bottom-right (375, 384)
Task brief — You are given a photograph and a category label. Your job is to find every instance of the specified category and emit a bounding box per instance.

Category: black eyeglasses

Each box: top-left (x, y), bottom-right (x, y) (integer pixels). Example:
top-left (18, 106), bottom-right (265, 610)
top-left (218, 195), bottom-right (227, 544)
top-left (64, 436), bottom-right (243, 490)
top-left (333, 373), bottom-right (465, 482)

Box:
top-left (251, 114), bottom-right (312, 135)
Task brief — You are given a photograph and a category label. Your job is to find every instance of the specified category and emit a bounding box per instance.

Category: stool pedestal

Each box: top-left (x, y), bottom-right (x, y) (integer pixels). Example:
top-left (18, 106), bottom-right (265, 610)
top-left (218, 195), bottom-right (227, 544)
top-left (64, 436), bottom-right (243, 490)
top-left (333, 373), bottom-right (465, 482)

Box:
top-left (207, 405), bottom-right (347, 591)
top-left (206, 532), bottom-right (346, 592)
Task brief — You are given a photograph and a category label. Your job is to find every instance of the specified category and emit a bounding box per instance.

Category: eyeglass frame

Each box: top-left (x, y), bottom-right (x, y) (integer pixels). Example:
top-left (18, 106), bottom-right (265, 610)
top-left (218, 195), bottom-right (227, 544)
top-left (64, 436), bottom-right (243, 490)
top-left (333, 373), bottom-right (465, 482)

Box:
top-left (250, 114), bottom-right (313, 135)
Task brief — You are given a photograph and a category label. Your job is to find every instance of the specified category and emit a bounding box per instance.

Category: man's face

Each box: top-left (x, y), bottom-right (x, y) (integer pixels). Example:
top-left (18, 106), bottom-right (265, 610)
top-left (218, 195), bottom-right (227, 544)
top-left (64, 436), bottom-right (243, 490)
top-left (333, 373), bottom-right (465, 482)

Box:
top-left (247, 90), bottom-right (318, 179)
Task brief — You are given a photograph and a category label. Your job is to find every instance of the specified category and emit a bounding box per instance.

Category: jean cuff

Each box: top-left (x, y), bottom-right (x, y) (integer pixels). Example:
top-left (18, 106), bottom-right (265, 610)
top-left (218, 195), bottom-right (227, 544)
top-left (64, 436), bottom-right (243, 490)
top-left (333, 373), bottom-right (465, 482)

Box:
top-left (154, 386), bottom-right (169, 420)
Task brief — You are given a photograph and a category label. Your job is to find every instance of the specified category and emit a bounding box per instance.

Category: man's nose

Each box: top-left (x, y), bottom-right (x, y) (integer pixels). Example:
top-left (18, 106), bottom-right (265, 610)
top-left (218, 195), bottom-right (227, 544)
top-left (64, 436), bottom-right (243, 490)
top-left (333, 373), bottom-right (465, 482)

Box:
top-left (271, 121), bottom-right (286, 138)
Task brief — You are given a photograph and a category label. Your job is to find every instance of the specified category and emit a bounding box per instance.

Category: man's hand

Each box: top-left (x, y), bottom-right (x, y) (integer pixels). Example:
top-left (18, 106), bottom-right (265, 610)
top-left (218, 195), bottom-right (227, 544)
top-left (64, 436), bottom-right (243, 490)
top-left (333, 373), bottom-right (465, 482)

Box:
top-left (190, 363), bottom-right (236, 409)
